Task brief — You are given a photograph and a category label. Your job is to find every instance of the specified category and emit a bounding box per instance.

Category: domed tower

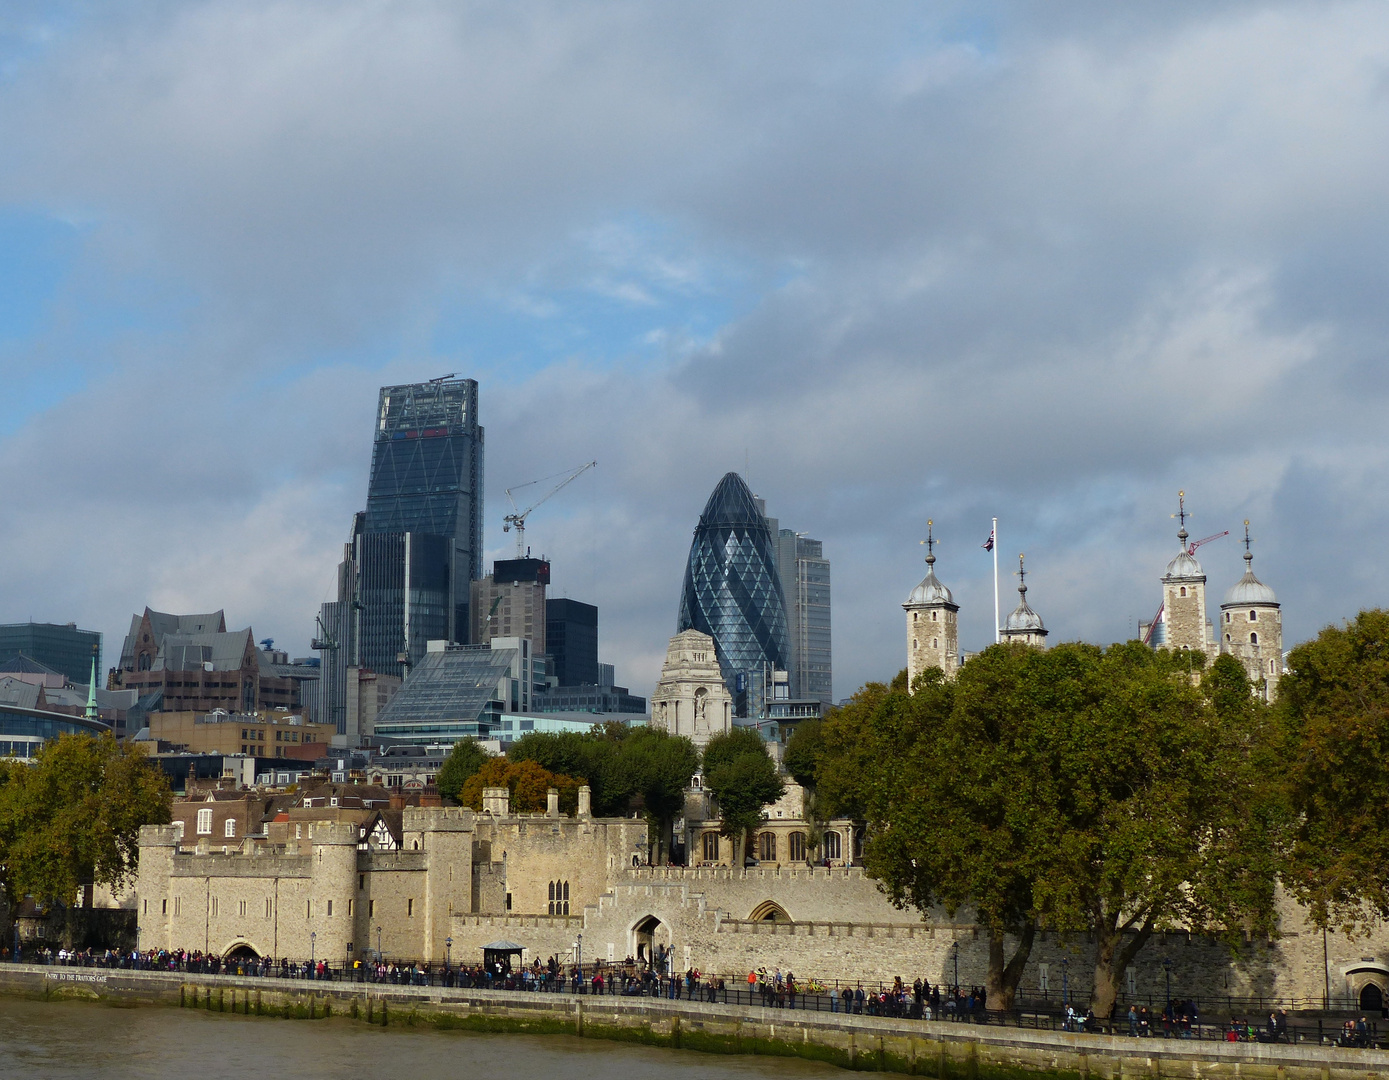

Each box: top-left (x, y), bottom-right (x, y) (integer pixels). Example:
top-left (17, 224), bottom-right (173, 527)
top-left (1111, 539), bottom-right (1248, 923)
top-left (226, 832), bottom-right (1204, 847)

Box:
top-left (1161, 491), bottom-right (1214, 658)
top-left (1220, 521), bottom-right (1282, 701)
top-left (904, 521), bottom-right (959, 684)
top-left (1001, 553), bottom-right (1047, 648)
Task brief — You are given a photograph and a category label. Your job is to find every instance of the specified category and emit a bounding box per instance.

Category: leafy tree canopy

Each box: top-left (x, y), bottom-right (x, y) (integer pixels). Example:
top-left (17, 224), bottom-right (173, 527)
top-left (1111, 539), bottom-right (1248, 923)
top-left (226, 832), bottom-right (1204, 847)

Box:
top-left (0, 734), bottom-right (172, 910)
top-left (701, 728), bottom-right (784, 855)
top-left (1279, 609), bottom-right (1389, 933)
top-left (817, 642), bottom-right (1280, 1016)
top-left (436, 738), bottom-right (490, 803)
top-left (781, 719), bottom-right (824, 788)
top-left (460, 757), bottom-right (583, 815)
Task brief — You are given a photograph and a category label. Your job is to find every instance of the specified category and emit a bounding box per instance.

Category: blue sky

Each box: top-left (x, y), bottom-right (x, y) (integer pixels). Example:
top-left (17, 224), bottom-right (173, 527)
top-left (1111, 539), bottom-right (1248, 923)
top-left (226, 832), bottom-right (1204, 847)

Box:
top-left (2, 1), bottom-right (1389, 697)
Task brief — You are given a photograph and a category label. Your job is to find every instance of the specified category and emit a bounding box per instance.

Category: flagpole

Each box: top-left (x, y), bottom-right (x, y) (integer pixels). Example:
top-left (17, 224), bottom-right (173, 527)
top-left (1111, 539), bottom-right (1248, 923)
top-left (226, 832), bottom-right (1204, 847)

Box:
top-left (992, 516), bottom-right (1000, 644)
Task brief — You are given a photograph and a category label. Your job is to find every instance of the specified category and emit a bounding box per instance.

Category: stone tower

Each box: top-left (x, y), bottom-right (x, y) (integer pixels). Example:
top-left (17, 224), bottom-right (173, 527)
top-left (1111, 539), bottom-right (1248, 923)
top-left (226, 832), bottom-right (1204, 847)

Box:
top-left (1219, 521), bottom-right (1282, 702)
top-left (1161, 492), bottom-right (1214, 657)
top-left (1001, 553), bottom-right (1048, 648)
top-left (904, 521), bottom-right (959, 685)
top-left (650, 629), bottom-right (733, 748)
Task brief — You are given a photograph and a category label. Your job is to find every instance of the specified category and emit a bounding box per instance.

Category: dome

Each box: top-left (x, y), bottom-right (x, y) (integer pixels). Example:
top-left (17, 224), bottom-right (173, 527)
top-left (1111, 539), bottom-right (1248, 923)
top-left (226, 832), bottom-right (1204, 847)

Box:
top-left (1005, 601), bottom-right (1045, 633)
top-left (906, 568), bottom-right (954, 607)
top-left (1163, 550), bottom-right (1205, 580)
top-left (1223, 567), bottom-right (1277, 607)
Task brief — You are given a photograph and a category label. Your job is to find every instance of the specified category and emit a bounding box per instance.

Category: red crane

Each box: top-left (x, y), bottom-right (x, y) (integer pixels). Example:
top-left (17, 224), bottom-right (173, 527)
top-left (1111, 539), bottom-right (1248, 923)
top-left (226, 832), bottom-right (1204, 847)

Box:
top-left (1185, 530), bottom-right (1229, 556)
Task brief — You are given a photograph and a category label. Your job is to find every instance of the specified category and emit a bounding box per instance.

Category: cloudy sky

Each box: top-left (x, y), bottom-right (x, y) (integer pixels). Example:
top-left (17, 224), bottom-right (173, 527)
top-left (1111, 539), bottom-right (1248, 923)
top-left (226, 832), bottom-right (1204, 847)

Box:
top-left (2, 1), bottom-right (1387, 699)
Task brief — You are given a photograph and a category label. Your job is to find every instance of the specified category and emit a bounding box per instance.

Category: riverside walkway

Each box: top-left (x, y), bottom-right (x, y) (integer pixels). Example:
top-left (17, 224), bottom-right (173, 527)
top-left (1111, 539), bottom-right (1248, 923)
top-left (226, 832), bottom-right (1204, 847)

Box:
top-left (5, 962), bottom-right (1389, 1079)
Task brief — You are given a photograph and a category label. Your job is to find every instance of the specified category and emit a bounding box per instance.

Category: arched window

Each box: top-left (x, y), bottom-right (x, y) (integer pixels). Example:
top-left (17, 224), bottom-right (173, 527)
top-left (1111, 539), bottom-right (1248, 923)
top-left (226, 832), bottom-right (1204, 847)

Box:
top-left (1249, 610), bottom-right (1258, 621)
top-left (933, 638), bottom-right (938, 649)
top-left (196, 808), bottom-right (212, 835)
top-left (1180, 587), bottom-right (1187, 597)
top-left (702, 832), bottom-right (719, 862)
top-left (913, 612), bottom-right (918, 622)
top-left (224, 818), bottom-right (237, 838)
top-left (1225, 612), bottom-right (1231, 623)
top-left (1270, 659), bottom-right (1276, 674)
top-left (788, 832), bottom-right (807, 862)
top-left (1250, 632), bottom-right (1258, 645)
top-left (758, 832), bottom-right (777, 862)
top-left (913, 638), bottom-right (918, 648)
top-left (822, 831), bottom-right (842, 860)
top-left (1225, 634), bottom-right (1231, 643)
top-left (547, 880), bottom-right (570, 915)
top-left (932, 611), bottom-right (938, 621)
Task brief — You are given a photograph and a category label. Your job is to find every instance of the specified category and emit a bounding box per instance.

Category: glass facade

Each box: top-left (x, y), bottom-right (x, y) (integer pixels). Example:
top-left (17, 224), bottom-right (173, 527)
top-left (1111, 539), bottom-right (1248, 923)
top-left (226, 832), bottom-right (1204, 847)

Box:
top-left (0, 706), bottom-right (110, 759)
top-left (356, 531), bottom-right (451, 678)
top-left (365, 378), bottom-right (484, 645)
top-left (677, 472), bottom-right (791, 717)
top-left (545, 598), bottom-right (599, 687)
top-left (0, 622), bottom-right (101, 685)
top-left (371, 643), bottom-right (515, 742)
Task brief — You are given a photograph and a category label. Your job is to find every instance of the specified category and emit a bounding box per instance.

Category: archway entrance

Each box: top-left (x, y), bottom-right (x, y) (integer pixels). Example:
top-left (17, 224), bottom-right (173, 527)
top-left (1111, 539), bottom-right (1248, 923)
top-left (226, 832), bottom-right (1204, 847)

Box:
top-left (1361, 983), bottom-right (1384, 1012)
top-left (631, 916), bottom-right (669, 970)
top-left (225, 942), bottom-right (261, 960)
top-left (749, 900), bottom-right (791, 923)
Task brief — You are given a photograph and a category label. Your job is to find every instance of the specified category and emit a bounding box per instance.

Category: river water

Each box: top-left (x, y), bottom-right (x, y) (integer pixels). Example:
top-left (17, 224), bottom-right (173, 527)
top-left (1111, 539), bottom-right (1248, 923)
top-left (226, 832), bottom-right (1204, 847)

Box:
top-left (0, 997), bottom-right (854, 1079)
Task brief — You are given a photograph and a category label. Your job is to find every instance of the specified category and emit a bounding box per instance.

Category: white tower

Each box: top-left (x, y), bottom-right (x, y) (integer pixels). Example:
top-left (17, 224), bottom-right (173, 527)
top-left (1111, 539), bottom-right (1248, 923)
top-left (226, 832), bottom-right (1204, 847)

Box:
top-left (903, 521), bottom-right (959, 685)
top-left (1219, 521), bottom-right (1282, 702)
top-left (1001, 553), bottom-right (1048, 648)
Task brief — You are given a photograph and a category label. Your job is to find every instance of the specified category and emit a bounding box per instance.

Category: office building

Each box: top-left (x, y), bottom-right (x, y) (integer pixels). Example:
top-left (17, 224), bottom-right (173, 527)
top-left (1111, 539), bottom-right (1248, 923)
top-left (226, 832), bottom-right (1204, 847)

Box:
top-left (470, 558), bottom-right (549, 653)
top-left (0, 622), bottom-right (101, 686)
top-left (318, 377), bottom-right (485, 733)
top-left (677, 472), bottom-right (791, 718)
top-left (545, 598), bottom-right (598, 687)
top-left (370, 638), bottom-right (534, 743)
top-left (771, 529), bottom-right (833, 707)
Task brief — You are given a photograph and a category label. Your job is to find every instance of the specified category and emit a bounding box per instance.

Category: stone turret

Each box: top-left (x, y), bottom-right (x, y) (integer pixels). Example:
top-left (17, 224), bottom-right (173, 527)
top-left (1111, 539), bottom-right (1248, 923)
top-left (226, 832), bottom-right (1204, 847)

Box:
top-left (1161, 491), bottom-right (1214, 657)
top-left (904, 521), bottom-right (959, 684)
top-left (1000, 553), bottom-right (1047, 648)
top-left (1220, 521), bottom-right (1282, 702)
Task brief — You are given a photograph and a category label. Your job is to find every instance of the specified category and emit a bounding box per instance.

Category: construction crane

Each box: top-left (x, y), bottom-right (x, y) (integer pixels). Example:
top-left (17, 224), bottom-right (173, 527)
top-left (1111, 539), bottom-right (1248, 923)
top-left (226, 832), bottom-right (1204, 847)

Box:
top-left (503, 461), bottom-right (597, 558)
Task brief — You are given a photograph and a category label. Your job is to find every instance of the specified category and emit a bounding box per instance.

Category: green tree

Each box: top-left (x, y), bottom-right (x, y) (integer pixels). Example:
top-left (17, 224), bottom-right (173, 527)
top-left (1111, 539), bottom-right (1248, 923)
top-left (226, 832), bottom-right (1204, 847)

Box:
top-left (818, 644), bottom-right (1279, 1016)
top-left (782, 719), bottom-right (824, 788)
top-left (0, 734), bottom-right (171, 911)
top-left (1279, 609), bottom-right (1389, 933)
top-left (460, 757), bottom-right (584, 814)
top-left (436, 738), bottom-right (490, 803)
top-left (701, 728), bottom-right (784, 865)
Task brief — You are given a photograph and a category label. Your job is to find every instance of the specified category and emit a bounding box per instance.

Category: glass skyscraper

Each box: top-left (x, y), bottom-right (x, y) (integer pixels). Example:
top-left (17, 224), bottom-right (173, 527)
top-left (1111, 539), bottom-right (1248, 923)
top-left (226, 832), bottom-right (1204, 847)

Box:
top-left (677, 472), bottom-right (791, 718)
top-left (318, 377), bottom-right (485, 733)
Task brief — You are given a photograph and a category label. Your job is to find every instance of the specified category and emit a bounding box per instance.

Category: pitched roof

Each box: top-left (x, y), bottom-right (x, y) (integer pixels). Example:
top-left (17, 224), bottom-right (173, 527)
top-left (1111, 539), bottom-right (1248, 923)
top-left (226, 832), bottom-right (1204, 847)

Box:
top-left (374, 645), bottom-right (516, 727)
top-left (152, 628), bottom-right (257, 673)
top-left (0, 654), bottom-right (66, 677)
top-left (0, 677), bottom-right (41, 711)
top-left (121, 608), bottom-right (227, 667)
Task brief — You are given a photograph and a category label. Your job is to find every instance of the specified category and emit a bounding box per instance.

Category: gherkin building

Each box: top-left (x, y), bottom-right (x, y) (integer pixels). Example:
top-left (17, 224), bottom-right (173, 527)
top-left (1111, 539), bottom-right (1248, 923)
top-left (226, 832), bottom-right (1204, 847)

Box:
top-left (678, 472), bottom-right (791, 714)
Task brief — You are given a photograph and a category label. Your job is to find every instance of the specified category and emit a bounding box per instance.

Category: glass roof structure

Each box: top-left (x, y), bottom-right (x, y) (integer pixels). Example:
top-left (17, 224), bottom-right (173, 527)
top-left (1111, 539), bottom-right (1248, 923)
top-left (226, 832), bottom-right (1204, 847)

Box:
top-left (677, 472), bottom-right (791, 702)
top-left (371, 643), bottom-right (515, 741)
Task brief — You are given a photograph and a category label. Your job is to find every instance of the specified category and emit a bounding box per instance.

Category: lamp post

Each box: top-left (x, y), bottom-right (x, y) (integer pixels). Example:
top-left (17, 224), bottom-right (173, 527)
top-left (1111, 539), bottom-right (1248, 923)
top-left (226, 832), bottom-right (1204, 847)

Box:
top-left (1061, 958), bottom-right (1069, 1010)
top-left (951, 940), bottom-right (960, 990)
top-left (310, 931), bottom-right (316, 977)
top-left (376, 925), bottom-right (382, 962)
top-left (577, 933), bottom-right (583, 974)
top-left (1163, 957), bottom-right (1172, 1014)
top-left (445, 936), bottom-right (453, 970)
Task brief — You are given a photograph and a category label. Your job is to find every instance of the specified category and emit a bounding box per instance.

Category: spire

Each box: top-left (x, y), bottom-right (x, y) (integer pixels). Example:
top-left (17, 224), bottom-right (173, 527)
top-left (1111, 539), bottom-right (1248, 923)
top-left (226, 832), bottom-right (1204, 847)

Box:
top-left (922, 519), bottom-right (936, 568)
top-left (84, 655), bottom-right (99, 721)
top-left (1175, 490), bottom-right (1189, 553)
top-left (1017, 552), bottom-right (1028, 603)
top-left (1243, 519), bottom-right (1253, 568)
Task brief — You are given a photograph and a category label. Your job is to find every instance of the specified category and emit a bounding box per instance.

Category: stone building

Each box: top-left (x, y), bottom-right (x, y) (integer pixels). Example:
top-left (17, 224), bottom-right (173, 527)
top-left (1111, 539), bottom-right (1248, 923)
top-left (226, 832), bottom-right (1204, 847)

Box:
top-left (1220, 522), bottom-right (1282, 701)
top-left (649, 629), bottom-right (732, 749)
top-left (903, 523), bottom-right (959, 684)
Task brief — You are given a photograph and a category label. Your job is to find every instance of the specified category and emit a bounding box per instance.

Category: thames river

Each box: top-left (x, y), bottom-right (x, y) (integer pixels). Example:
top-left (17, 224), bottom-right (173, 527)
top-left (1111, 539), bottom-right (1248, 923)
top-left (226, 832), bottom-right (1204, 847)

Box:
top-left (0, 997), bottom-right (855, 1079)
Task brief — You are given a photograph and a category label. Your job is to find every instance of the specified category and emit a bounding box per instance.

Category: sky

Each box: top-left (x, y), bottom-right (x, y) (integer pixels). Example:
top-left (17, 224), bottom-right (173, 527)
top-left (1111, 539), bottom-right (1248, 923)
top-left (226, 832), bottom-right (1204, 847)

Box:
top-left (2, 1), bottom-right (1388, 701)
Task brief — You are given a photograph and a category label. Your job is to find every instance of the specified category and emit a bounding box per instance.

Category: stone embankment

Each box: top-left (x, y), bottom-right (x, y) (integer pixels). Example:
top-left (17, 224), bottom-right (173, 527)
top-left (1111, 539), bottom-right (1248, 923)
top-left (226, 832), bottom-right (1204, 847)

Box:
top-left (3, 964), bottom-right (1386, 1079)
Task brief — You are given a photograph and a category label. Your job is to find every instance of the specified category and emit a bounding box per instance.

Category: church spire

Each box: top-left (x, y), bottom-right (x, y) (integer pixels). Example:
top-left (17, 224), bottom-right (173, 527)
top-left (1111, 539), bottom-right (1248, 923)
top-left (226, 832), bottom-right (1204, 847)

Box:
top-left (84, 654), bottom-right (99, 721)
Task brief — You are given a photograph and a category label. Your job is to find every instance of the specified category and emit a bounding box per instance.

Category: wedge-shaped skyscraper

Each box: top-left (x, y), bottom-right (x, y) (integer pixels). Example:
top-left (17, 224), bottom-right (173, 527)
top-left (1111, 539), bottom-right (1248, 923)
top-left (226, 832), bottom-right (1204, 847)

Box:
top-left (677, 472), bottom-right (791, 717)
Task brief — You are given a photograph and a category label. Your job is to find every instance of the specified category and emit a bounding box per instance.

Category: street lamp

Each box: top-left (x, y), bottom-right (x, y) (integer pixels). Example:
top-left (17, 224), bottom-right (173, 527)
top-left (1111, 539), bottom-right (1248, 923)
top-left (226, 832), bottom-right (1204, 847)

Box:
top-left (376, 925), bottom-right (382, 962)
top-left (1061, 958), bottom-right (1069, 1009)
top-left (445, 936), bottom-right (453, 970)
top-left (577, 933), bottom-right (583, 975)
top-left (1163, 957), bottom-right (1172, 1014)
top-left (310, 931), bottom-right (316, 976)
top-left (951, 940), bottom-right (960, 989)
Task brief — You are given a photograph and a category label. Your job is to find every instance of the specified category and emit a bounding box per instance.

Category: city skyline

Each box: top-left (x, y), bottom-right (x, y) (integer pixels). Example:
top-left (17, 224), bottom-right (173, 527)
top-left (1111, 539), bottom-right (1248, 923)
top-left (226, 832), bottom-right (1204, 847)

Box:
top-left (3, 4), bottom-right (1386, 700)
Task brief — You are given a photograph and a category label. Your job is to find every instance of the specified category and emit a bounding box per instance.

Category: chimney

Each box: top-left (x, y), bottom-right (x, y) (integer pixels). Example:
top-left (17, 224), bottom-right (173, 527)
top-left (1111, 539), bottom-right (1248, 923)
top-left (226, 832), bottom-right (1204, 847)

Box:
top-left (547, 787), bottom-right (560, 818)
top-left (577, 784), bottom-right (592, 819)
top-left (482, 786), bottom-right (510, 816)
